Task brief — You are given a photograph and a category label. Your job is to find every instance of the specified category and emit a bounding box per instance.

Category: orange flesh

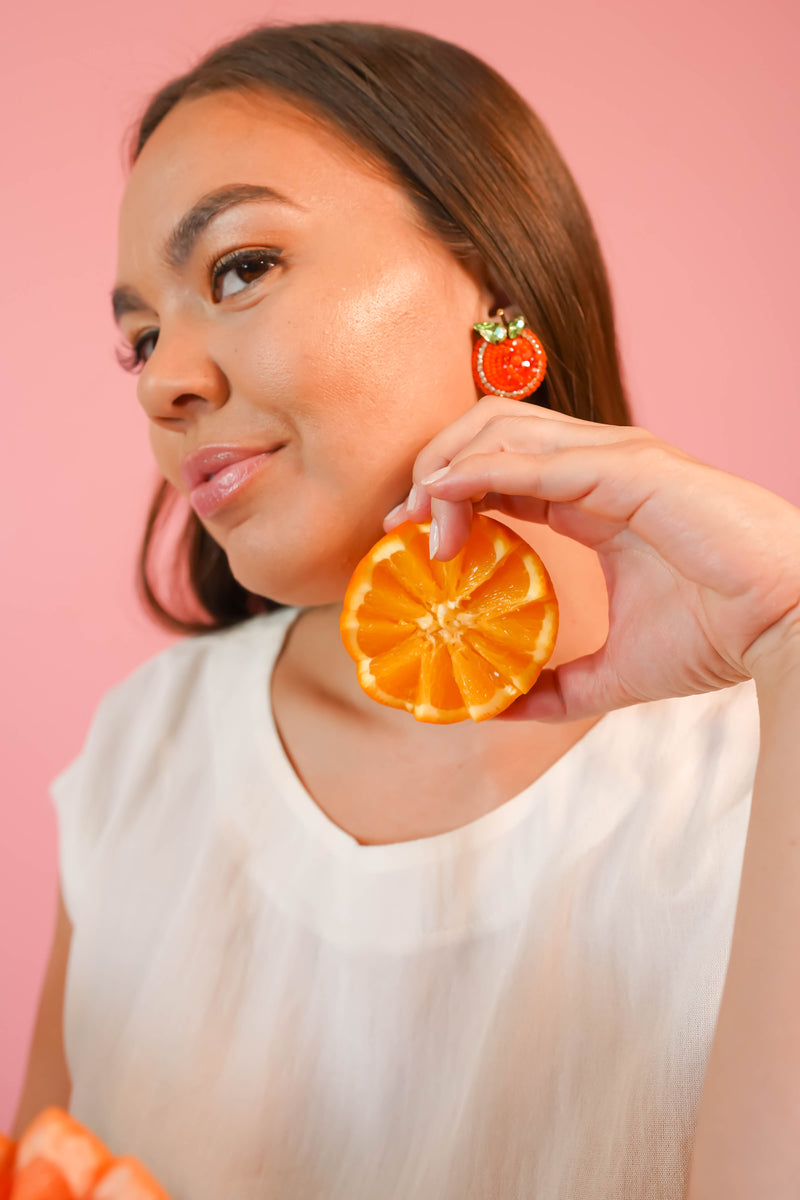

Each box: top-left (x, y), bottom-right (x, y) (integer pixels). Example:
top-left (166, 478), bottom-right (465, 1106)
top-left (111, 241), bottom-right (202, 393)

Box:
top-left (3, 1110), bottom-right (172, 1199)
top-left (91, 1155), bottom-right (173, 1199)
top-left (340, 515), bottom-right (559, 723)
top-left (16, 1107), bottom-right (112, 1197)
top-left (8, 1157), bottom-right (73, 1199)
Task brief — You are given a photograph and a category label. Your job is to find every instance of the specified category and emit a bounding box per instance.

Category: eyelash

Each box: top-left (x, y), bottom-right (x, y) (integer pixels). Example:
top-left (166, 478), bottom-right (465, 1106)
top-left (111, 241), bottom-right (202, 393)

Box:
top-left (115, 246), bottom-right (284, 374)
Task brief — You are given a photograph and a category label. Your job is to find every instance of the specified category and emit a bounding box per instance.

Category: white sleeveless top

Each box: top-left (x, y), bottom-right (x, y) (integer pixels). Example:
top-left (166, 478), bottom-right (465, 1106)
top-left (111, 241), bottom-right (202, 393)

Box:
top-left (51, 606), bottom-right (760, 1200)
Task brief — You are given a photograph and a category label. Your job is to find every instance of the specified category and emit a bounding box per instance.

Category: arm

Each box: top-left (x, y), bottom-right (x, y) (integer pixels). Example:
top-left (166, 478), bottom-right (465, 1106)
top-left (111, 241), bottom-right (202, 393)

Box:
top-left (12, 886), bottom-right (73, 1137)
top-left (383, 396), bottom-right (800, 1190)
top-left (685, 612), bottom-right (800, 1198)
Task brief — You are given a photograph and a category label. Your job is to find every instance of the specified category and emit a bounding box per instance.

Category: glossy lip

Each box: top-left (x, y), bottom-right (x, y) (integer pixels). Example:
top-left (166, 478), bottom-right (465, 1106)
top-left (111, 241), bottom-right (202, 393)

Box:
top-left (180, 442), bottom-right (286, 519)
top-left (180, 442), bottom-right (284, 491)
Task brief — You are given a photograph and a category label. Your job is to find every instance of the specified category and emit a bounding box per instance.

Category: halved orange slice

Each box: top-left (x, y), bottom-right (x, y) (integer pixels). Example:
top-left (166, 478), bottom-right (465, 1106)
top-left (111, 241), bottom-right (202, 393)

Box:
top-left (0, 1131), bottom-right (16, 1200)
top-left (15, 1107), bottom-right (112, 1197)
top-left (8, 1157), bottom-right (73, 1199)
top-left (340, 514), bottom-right (558, 723)
top-left (91, 1155), bottom-right (173, 1198)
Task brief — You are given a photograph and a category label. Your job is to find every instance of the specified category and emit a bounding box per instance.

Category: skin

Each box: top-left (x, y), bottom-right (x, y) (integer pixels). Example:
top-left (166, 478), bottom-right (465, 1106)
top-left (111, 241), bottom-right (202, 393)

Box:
top-left (114, 88), bottom-right (610, 842)
top-left (118, 88), bottom-right (515, 607)
top-left (114, 86), bottom-right (800, 1186)
top-left (389, 409), bottom-right (800, 1196)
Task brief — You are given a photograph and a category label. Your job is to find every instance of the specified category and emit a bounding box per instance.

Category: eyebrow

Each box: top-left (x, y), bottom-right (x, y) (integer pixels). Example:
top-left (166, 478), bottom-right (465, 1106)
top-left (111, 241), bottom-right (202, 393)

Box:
top-left (111, 184), bottom-right (302, 324)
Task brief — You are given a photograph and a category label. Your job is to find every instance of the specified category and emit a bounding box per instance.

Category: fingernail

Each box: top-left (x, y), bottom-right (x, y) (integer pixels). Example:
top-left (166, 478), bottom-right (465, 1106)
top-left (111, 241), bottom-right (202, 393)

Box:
top-left (384, 501), bottom-right (405, 522)
top-left (407, 484), bottom-right (419, 511)
top-left (420, 466), bottom-right (450, 487)
top-left (429, 518), bottom-right (440, 559)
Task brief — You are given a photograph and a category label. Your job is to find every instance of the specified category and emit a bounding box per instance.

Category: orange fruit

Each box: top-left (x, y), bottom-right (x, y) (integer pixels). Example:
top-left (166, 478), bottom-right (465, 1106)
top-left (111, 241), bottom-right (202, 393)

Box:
top-left (91, 1155), bottom-right (172, 1199)
top-left (15, 1108), bottom-right (112, 1197)
top-left (9, 1156), bottom-right (72, 1200)
top-left (3, 1109), bottom-right (172, 1200)
top-left (0, 1132), bottom-right (16, 1200)
top-left (340, 514), bottom-right (558, 723)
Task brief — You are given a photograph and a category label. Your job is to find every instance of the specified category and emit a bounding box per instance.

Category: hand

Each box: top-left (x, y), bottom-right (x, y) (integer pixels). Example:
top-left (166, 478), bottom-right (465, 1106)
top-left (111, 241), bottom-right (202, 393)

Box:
top-left (383, 397), bottom-right (800, 722)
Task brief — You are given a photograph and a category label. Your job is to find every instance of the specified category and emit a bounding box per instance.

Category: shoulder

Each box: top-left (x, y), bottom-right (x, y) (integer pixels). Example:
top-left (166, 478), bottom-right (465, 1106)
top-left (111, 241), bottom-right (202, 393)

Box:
top-left (95, 607), bottom-right (297, 731)
top-left (50, 608), bottom-right (299, 921)
top-left (56, 607), bottom-right (299, 799)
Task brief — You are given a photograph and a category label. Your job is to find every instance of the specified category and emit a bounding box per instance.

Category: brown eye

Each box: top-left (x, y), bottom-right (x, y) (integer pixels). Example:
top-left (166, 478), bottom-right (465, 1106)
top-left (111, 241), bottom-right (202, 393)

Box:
top-left (211, 249), bottom-right (282, 301)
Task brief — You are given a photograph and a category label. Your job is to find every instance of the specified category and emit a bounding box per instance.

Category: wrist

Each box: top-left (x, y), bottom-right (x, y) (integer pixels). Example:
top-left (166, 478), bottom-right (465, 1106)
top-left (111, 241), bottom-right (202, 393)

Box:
top-left (743, 605), bottom-right (800, 691)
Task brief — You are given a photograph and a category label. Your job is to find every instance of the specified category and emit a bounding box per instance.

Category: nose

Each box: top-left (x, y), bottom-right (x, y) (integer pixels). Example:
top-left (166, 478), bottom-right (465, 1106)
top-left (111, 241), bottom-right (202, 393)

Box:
top-left (136, 318), bottom-right (229, 423)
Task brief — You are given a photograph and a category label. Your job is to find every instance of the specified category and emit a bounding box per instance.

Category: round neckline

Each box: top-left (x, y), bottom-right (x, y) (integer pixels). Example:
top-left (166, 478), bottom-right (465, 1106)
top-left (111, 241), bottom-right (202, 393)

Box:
top-left (250, 605), bottom-right (614, 869)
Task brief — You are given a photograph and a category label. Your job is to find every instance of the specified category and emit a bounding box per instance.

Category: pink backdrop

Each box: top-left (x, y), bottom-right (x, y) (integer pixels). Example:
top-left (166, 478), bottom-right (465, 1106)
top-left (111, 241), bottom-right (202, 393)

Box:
top-left (2, 0), bottom-right (797, 1128)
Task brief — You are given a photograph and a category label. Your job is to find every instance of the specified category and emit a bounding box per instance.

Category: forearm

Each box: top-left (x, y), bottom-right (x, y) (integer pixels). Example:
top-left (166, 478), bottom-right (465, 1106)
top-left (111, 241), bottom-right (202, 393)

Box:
top-left (685, 618), bottom-right (800, 1198)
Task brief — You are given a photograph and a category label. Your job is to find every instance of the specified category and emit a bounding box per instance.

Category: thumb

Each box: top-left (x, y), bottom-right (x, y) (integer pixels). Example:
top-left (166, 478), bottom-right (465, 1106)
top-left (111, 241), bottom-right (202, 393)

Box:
top-left (496, 647), bottom-right (624, 723)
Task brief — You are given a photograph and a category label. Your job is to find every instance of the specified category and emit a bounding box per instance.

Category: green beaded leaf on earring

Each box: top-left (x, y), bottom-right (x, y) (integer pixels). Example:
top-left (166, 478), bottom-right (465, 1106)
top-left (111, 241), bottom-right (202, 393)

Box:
top-left (472, 320), bottom-right (507, 344)
top-left (472, 313), bottom-right (529, 343)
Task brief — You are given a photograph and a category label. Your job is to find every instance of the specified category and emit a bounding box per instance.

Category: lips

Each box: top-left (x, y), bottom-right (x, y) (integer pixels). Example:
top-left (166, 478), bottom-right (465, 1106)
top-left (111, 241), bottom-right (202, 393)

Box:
top-left (180, 443), bottom-right (284, 491)
top-left (180, 443), bottom-right (285, 518)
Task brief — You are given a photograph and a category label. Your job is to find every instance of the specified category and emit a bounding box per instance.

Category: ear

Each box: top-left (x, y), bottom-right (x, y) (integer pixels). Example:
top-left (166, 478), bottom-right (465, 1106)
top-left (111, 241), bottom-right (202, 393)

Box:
top-left (462, 248), bottom-right (514, 319)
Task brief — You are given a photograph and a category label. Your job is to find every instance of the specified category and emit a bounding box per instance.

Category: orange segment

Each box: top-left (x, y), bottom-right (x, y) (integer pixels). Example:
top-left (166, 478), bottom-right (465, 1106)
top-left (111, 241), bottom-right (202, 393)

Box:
top-left (417, 641), bottom-right (469, 722)
top-left (16, 1107), bottom-right (113, 1197)
top-left (91, 1155), bottom-right (172, 1199)
top-left (0, 1132), bottom-right (16, 1200)
top-left (9, 1156), bottom-right (73, 1200)
top-left (0, 1132), bottom-right (16, 1175)
top-left (340, 515), bottom-right (559, 723)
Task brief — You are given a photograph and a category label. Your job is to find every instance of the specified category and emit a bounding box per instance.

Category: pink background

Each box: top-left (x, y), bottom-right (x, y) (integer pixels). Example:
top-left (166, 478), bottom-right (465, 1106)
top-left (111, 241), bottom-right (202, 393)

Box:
top-left (1, 0), bottom-right (797, 1129)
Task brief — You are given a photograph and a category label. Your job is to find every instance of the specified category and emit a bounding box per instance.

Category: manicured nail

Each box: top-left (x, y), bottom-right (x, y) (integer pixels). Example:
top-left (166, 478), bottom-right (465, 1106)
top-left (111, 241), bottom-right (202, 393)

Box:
top-left (407, 484), bottom-right (419, 511)
top-left (429, 518), bottom-right (440, 559)
top-left (420, 466), bottom-right (450, 487)
top-left (384, 501), bottom-right (405, 522)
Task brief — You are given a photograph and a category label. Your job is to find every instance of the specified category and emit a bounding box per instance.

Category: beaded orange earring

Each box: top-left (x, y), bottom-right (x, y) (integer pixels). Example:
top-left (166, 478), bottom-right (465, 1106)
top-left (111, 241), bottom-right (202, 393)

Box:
top-left (471, 309), bottom-right (547, 400)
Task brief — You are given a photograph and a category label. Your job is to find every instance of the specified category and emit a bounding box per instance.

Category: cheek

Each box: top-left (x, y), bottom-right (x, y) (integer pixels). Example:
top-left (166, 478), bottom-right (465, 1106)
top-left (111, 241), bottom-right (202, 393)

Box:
top-left (319, 266), bottom-right (471, 404)
top-left (272, 311), bottom-right (476, 470)
top-left (229, 248), bottom-right (480, 496)
top-left (285, 249), bottom-right (476, 406)
top-left (147, 424), bottom-right (181, 488)
top-left (230, 313), bottom-right (413, 477)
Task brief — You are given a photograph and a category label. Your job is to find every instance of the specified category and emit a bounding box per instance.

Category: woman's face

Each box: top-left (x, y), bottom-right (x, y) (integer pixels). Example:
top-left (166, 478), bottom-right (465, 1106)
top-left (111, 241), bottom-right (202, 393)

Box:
top-left (114, 90), bottom-right (495, 605)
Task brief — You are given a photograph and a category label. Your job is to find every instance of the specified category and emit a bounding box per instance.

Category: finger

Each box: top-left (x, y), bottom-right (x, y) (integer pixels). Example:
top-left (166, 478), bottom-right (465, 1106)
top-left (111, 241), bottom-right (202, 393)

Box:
top-left (431, 491), bottom-right (556, 560)
top-left (382, 403), bottom-right (524, 531)
top-left (418, 447), bottom-right (639, 553)
top-left (495, 671), bottom-right (569, 722)
top-left (410, 396), bottom-right (541, 486)
top-left (429, 495), bottom-right (473, 561)
top-left (383, 490), bottom-right (429, 531)
top-left (415, 405), bottom-right (640, 489)
top-left (385, 399), bottom-right (525, 530)
top-left (384, 405), bottom-right (639, 531)
top-left (420, 446), bottom-right (642, 519)
top-left (412, 415), bottom-right (646, 532)
top-left (496, 646), bottom-right (627, 724)
top-left (473, 492), bottom-right (551, 524)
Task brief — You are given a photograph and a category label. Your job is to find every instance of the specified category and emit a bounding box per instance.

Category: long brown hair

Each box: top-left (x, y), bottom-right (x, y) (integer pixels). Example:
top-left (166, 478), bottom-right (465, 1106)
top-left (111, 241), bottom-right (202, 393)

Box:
top-left (125, 20), bottom-right (633, 636)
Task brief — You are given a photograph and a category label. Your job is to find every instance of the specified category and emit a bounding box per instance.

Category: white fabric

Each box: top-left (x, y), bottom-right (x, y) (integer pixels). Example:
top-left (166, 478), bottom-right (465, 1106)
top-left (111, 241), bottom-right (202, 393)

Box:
top-left (50, 606), bottom-right (760, 1200)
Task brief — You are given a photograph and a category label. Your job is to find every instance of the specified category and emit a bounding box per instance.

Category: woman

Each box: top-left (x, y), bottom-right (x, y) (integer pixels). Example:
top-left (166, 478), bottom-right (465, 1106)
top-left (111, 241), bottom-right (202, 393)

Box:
top-left (17, 20), bottom-right (800, 1200)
